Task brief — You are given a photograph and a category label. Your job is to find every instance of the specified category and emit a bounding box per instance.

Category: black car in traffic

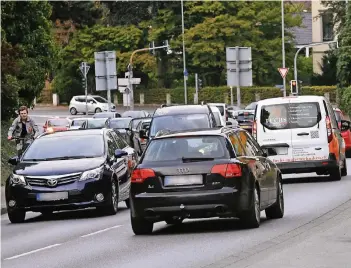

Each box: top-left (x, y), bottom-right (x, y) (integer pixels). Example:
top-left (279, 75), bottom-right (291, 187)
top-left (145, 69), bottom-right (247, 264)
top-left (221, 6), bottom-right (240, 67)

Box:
top-left (130, 127), bottom-right (284, 234)
top-left (5, 129), bottom-right (137, 223)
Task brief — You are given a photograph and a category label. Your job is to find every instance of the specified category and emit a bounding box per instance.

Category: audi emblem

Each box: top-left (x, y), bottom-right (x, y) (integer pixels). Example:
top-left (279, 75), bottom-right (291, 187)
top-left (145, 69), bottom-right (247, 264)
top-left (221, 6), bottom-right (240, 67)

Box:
top-left (47, 179), bottom-right (58, 187)
top-left (177, 168), bottom-right (190, 173)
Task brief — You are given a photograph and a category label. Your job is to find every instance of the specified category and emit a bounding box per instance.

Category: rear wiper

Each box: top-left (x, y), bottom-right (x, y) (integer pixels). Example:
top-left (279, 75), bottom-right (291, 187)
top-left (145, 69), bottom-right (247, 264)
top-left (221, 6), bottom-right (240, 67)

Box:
top-left (182, 157), bottom-right (215, 162)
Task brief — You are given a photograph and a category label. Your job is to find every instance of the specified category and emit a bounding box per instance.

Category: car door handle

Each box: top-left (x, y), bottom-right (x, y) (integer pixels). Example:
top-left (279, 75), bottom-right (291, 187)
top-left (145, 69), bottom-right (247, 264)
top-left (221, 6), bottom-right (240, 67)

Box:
top-left (297, 132), bottom-right (309, 136)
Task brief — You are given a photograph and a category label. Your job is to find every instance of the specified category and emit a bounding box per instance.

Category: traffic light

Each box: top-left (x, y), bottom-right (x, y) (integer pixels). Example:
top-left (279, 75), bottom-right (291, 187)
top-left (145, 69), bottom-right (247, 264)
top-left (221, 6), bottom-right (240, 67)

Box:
top-left (198, 78), bottom-right (203, 90)
top-left (290, 80), bottom-right (298, 95)
top-left (82, 77), bottom-right (86, 87)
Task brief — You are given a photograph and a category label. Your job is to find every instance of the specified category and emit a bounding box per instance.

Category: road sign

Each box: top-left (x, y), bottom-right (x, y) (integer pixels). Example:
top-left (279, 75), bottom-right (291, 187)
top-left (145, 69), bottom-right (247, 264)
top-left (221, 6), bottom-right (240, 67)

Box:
top-left (79, 62), bottom-right (90, 77)
top-left (94, 51), bottom-right (117, 92)
top-left (226, 47), bottom-right (253, 87)
top-left (278, 67), bottom-right (289, 78)
top-left (184, 69), bottom-right (188, 77)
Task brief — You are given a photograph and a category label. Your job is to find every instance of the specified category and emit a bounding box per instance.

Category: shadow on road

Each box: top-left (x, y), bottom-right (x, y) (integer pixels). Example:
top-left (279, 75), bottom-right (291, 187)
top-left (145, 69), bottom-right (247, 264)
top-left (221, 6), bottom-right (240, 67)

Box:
top-left (283, 175), bottom-right (333, 184)
top-left (150, 217), bottom-right (269, 236)
top-left (23, 206), bottom-right (129, 223)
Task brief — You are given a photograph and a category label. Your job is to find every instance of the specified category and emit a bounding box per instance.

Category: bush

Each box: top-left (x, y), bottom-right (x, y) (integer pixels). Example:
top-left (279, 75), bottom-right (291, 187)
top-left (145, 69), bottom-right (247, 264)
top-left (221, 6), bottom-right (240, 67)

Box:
top-left (341, 86), bottom-right (351, 118)
top-left (130, 86), bottom-right (337, 105)
top-left (1, 121), bottom-right (16, 186)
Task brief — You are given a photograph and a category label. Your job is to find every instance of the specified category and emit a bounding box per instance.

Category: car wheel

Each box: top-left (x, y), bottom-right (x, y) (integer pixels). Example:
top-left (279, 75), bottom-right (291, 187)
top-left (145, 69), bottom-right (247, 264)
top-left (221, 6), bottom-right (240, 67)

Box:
top-left (101, 180), bottom-right (119, 215)
top-left (329, 165), bottom-right (341, 181)
top-left (95, 108), bottom-right (102, 113)
top-left (70, 107), bottom-right (77, 115)
top-left (125, 198), bottom-right (130, 209)
top-left (165, 218), bottom-right (183, 225)
top-left (346, 149), bottom-right (351, 158)
top-left (131, 216), bottom-right (153, 235)
top-left (8, 209), bottom-right (26, 223)
top-left (341, 158), bottom-right (347, 177)
top-left (240, 186), bottom-right (260, 228)
top-left (265, 177), bottom-right (284, 219)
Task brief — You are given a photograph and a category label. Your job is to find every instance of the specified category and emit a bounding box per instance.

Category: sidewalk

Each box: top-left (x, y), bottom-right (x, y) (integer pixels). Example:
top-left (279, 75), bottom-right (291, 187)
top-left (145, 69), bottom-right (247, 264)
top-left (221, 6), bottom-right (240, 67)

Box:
top-left (1, 186), bottom-right (6, 215)
top-left (223, 199), bottom-right (351, 268)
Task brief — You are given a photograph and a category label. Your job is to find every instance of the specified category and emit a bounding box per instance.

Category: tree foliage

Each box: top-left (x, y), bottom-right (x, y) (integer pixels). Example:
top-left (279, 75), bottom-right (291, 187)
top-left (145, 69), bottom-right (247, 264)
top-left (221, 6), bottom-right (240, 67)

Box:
top-left (1, 1), bottom-right (55, 119)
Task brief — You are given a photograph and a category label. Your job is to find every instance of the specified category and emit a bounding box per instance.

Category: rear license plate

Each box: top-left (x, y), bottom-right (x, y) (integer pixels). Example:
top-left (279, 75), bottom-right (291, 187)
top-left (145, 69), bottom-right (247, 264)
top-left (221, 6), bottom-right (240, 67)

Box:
top-left (275, 147), bottom-right (288, 155)
top-left (164, 175), bottom-right (203, 187)
top-left (241, 125), bottom-right (251, 129)
top-left (36, 192), bottom-right (68, 201)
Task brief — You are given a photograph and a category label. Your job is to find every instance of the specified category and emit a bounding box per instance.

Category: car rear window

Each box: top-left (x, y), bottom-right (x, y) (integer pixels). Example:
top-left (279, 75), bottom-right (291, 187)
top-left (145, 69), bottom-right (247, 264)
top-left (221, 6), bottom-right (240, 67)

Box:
top-left (260, 102), bottom-right (321, 130)
top-left (142, 136), bottom-right (228, 162)
top-left (237, 112), bottom-right (254, 122)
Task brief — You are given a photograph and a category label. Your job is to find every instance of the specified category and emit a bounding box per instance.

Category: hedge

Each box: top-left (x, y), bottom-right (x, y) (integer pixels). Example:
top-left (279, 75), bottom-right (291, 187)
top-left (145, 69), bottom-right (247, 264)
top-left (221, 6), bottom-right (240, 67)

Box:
top-left (125, 86), bottom-right (337, 105)
top-left (341, 86), bottom-right (351, 118)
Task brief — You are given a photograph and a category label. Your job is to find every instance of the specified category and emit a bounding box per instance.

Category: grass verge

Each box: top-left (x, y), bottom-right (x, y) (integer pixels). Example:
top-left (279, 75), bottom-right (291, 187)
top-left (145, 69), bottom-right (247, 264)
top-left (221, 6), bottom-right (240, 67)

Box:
top-left (1, 121), bottom-right (16, 186)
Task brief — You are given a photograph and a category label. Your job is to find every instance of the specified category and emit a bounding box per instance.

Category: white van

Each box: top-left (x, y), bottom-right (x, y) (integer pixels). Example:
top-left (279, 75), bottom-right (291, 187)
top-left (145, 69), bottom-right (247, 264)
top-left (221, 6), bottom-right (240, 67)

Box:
top-left (253, 95), bottom-right (348, 181)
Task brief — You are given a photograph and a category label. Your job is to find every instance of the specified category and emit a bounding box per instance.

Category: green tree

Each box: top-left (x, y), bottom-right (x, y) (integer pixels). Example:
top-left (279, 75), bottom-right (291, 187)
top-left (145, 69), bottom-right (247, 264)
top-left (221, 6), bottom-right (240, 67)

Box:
top-left (52, 24), bottom-right (156, 102)
top-left (1, 1), bottom-right (55, 116)
top-left (311, 50), bottom-right (337, 86)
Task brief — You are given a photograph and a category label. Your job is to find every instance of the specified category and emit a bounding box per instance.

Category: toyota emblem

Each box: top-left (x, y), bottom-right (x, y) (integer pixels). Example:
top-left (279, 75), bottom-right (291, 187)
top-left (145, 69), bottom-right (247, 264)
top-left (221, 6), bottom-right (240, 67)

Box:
top-left (177, 168), bottom-right (190, 173)
top-left (47, 179), bottom-right (58, 187)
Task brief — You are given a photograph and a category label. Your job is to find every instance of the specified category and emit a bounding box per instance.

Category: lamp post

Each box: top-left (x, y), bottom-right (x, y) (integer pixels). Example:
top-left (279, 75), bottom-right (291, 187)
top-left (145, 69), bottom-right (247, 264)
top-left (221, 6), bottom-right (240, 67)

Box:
top-left (181, 0), bottom-right (187, 104)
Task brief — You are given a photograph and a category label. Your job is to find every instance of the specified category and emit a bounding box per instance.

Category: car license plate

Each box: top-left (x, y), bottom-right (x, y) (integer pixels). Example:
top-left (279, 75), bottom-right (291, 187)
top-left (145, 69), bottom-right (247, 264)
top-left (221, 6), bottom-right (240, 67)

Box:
top-left (36, 192), bottom-right (68, 201)
top-left (164, 175), bottom-right (203, 187)
top-left (275, 147), bottom-right (288, 155)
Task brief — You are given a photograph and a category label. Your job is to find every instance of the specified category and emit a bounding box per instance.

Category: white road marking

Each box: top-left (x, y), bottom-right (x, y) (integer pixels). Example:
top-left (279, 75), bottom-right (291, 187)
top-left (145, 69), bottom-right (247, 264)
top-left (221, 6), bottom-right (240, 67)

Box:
top-left (5, 244), bottom-right (62, 260)
top-left (80, 225), bottom-right (122, 238)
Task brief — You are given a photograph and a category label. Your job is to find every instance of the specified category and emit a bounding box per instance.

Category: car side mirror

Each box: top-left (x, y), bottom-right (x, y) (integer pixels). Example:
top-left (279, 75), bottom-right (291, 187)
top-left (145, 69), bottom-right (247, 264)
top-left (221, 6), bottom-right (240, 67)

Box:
top-left (226, 121), bottom-right (233, 126)
top-left (340, 120), bottom-right (351, 132)
top-left (139, 129), bottom-right (148, 139)
top-left (114, 149), bottom-right (128, 158)
top-left (8, 156), bottom-right (19, 165)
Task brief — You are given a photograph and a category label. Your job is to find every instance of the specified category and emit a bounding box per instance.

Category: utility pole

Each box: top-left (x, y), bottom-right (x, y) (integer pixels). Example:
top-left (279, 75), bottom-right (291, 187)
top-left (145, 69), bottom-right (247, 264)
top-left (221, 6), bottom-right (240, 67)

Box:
top-left (195, 73), bottom-right (198, 104)
top-left (80, 62), bottom-right (90, 116)
top-left (281, 0), bottom-right (286, 97)
top-left (181, 0), bottom-right (188, 104)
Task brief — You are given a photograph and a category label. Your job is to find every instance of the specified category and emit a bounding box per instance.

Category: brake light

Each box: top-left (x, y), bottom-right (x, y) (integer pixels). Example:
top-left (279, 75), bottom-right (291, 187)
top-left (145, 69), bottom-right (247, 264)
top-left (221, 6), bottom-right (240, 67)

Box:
top-left (140, 138), bottom-right (145, 143)
top-left (211, 164), bottom-right (242, 178)
top-left (131, 168), bottom-right (155, 183)
top-left (252, 120), bottom-right (257, 139)
top-left (326, 116), bottom-right (333, 143)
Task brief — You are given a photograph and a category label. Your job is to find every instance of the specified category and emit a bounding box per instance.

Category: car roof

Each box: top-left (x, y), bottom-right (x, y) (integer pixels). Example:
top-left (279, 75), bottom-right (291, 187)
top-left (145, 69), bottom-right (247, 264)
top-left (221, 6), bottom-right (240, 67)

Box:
top-left (256, 95), bottom-right (326, 105)
top-left (153, 105), bottom-right (210, 117)
top-left (152, 127), bottom-right (241, 139)
top-left (39, 128), bottom-right (107, 139)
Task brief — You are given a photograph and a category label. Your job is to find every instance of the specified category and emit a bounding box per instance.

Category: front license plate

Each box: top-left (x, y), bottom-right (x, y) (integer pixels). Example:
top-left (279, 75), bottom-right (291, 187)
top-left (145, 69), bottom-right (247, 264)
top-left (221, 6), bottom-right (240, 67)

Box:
top-left (164, 175), bottom-right (203, 187)
top-left (36, 192), bottom-right (68, 201)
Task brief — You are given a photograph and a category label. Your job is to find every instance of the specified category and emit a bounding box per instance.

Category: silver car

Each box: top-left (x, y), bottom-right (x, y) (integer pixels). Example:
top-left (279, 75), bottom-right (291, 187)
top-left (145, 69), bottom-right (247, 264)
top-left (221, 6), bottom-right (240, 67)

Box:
top-left (69, 95), bottom-right (116, 115)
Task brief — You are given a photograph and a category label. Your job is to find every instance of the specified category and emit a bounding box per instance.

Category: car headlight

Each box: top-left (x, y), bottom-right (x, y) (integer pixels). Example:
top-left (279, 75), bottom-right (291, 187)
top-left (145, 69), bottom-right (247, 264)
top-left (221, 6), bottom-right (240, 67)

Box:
top-left (79, 166), bottom-right (104, 181)
top-left (10, 174), bottom-right (26, 185)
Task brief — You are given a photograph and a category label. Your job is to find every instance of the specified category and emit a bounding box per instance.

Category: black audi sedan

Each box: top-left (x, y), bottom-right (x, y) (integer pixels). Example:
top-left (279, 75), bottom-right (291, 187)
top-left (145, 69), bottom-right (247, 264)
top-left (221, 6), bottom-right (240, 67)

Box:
top-left (130, 127), bottom-right (284, 234)
top-left (5, 128), bottom-right (137, 223)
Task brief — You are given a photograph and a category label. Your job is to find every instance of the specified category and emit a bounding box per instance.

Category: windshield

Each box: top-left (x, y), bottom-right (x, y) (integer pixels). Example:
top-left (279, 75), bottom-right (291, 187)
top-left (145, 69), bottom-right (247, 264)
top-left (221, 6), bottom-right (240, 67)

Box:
top-left (47, 119), bottom-right (69, 127)
top-left (142, 136), bottom-right (228, 162)
top-left (260, 102), bottom-right (321, 130)
top-left (150, 114), bottom-right (210, 137)
top-left (245, 102), bottom-right (257, 110)
top-left (93, 96), bottom-right (108, 103)
top-left (109, 118), bottom-right (132, 129)
top-left (87, 119), bottom-right (108, 129)
top-left (71, 119), bottom-right (86, 126)
top-left (23, 135), bottom-right (104, 160)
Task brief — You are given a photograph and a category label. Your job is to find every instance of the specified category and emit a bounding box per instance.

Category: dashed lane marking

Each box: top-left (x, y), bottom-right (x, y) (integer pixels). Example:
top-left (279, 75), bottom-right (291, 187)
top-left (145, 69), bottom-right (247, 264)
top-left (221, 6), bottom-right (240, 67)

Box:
top-left (5, 244), bottom-right (62, 260)
top-left (80, 225), bottom-right (122, 238)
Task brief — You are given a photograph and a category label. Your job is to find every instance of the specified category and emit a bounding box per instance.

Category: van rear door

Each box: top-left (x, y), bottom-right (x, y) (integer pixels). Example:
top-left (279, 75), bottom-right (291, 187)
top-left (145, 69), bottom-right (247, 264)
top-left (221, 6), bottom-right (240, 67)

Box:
top-left (289, 99), bottom-right (328, 162)
top-left (256, 100), bottom-right (293, 164)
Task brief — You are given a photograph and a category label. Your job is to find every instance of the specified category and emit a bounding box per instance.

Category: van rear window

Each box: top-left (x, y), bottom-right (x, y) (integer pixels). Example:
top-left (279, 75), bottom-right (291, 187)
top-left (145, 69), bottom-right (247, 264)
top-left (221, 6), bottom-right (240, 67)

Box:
top-left (260, 102), bottom-right (321, 130)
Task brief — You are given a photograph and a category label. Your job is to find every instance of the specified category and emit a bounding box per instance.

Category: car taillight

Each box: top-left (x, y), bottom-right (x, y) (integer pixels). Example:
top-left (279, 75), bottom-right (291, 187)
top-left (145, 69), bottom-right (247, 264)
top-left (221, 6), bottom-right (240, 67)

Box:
top-left (211, 164), bottom-right (242, 178)
top-left (140, 138), bottom-right (145, 143)
top-left (252, 120), bottom-right (257, 139)
top-left (326, 116), bottom-right (333, 143)
top-left (131, 168), bottom-right (155, 183)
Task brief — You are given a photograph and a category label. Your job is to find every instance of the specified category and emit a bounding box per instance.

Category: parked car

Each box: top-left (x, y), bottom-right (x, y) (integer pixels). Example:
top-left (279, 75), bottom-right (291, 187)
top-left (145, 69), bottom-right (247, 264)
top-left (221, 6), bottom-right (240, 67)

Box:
top-left (43, 117), bottom-right (71, 133)
top-left (143, 104), bottom-right (218, 141)
top-left (334, 108), bottom-right (351, 157)
top-left (108, 118), bottom-right (133, 140)
top-left (93, 112), bottom-right (122, 119)
top-left (69, 95), bottom-right (116, 115)
top-left (129, 127), bottom-right (284, 235)
top-left (5, 129), bottom-right (138, 223)
top-left (122, 110), bottom-right (151, 118)
top-left (254, 96), bottom-right (348, 180)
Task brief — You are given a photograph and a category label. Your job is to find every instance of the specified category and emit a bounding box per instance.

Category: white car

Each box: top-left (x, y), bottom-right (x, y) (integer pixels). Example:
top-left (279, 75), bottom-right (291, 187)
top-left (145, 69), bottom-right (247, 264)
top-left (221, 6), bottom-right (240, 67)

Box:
top-left (69, 95), bottom-right (116, 115)
top-left (210, 106), bottom-right (227, 126)
top-left (253, 95), bottom-right (347, 181)
top-left (207, 103), bottom-right (227, 122)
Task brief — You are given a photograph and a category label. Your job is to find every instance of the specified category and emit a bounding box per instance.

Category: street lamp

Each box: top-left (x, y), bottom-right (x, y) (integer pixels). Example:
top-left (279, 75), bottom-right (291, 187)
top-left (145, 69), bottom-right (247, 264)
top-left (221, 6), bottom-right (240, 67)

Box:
top-left (181, 0), bottom-right (187, 104)
top-left (294, 40), bottom-right (339, 82)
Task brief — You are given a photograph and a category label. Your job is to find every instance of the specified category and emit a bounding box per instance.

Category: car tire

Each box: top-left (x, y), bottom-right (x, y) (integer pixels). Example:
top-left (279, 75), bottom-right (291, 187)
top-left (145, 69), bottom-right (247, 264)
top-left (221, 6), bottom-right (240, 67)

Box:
top-left (70, 107), bottom-right (77, 115)
top-left (165, 218), bottom-right (183, 225)
top-left (329, 166), bottom-right (341, 181)
top-left (125, 198), bottom-right (130, 209)
top-left (265, 177), bottom-right (284, 219)
top-left (102, 180), bottom-right (119, 215)
top-left (346, 150), bottom-right (351, 158)
top-left (131, 216), bottom-right (153, 235)
top-left (240, 185), bottom-right (260, 228)
top-left (8, 209), bottom-right (26, 223)
top-left (95, 108), bottom-right (102, 113)
top-left (341, 158), bottom-right (347, 177)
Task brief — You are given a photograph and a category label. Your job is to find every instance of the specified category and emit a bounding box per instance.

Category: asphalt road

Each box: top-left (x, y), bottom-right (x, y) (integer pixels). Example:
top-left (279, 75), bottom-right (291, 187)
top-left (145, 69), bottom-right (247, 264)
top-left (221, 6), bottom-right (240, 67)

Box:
top-left (2, 160), bottom-right (351, 268)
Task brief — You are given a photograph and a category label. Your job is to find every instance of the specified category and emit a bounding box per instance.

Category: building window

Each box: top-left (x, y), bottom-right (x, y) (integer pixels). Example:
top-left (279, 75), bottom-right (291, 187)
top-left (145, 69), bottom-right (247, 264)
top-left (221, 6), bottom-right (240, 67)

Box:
top-left (322, 13), bottom-right (334, 41)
